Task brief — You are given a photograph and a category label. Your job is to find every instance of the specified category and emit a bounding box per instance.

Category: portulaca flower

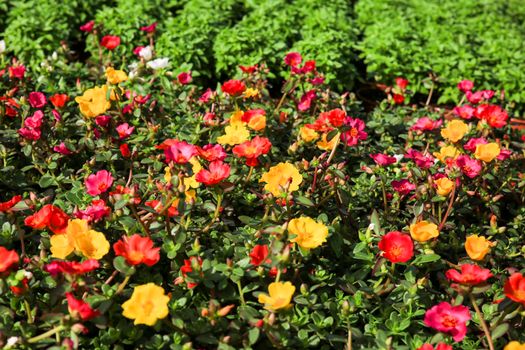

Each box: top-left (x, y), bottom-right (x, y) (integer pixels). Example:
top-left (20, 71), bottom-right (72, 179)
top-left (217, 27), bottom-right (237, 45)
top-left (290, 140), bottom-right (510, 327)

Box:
top-left (139, 46), bottom-right (153, 61)
top-left (0, 40), bottom-right (6, 54)
top-left (147, 58), bottom-right (169, 70)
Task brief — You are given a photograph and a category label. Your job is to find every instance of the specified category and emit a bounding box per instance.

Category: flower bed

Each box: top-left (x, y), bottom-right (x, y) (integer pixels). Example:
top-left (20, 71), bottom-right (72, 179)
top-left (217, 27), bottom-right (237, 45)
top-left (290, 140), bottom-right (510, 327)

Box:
top-left (1, 22), bottom-right (525, 350)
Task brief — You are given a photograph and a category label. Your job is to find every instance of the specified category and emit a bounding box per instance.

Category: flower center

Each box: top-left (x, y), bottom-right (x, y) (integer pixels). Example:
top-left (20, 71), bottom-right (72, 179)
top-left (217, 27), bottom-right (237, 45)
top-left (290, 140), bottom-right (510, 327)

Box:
top-left (442, 315), bottom-right (457, 328)
top-left (350, 128), bottom-right (358, 137)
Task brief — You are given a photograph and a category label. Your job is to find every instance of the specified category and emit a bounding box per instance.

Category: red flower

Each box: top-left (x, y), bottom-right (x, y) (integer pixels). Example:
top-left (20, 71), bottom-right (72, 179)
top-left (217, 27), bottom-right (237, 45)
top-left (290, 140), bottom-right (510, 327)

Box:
top-left (140, 22), bottom-right (158, 33)
top-left (0, 246), bottom-right (19, 274)
top-left (80, 20), bottom-right (95, 32)
top-left (10, 277), bottom-right (29, 296)
top-left (445, 264), bottom-right (493, 286)
top-left (28, 92), bottom-right (47, 108)
top-left (49, 93), bottom-right (69, 108)
top-left (378, 231), bottom-right (414, 263)
top-left (418, 343), bottom-right (452, 350)
top-left (24, 204), bottom-right (69, 234)
top-left (250, 245), bottom-right (270, 266)
top-left (66, 293), bottom-right (101, 321)
top-left (241, 109), bottom-right (265, 123)
top-left (120, 143), bottom-right (131, 158)
top-left (113, 234), bottom-right (160, 266)
top-left (284, 52), bottom-right (302, 67)
top-left (391, 179), bottom-right (416, 195)
top-left (145, 199), bottom-right (178, 217)
top-left (370, 153), bottom-right (397, 167)
top-left (326, 108), bottom-right (346, 127)
top-left (44, 259), bottom-right (99, 276)
top-left (177, 71), bottom-right (192, 85)
top-left (393, 93), bottom-right (405, 104)
top-left (410, 117), bottom-right (442, 132)
top-left (85, 170), bottom-right (114, 196)
top-left (74, 199), bottom-right (111, 223)
top-left (457, 80), bottom-right (474, 92)
top-left (474, 104), bottom-right (508, 128)
top-left (232, 136), bottom-right (272, 166)
top-left (424, 302), bottom-right (471, 341)
top-left (164, 140), bottom-right (198, 164)
top-left (395, 77), bottom-right (409, 90)
top-left (221, 79), bottom-right (246, 96)
top-left (0, 195), bottom-right (22, 212)
top-left (198, 144), bottom-right (227, 162)
top-left (504, 273), bottom-right (525, 306)
top-left (239, 64), bottom-right (257, 74)
top-left (195, 161), bottom-right (231, 185)
top-left (466, 90), bottom-right (494, 104)
top-left (9, 65), bottom-right (25, 79)
top-left (453, 105), bottom-right (475, 120)
top-left (180, 256), bottom-right (203, 289)
top-left (341, 117), bottom-right (367, 146)
top-left (100, 35), bottom-right (121, 50)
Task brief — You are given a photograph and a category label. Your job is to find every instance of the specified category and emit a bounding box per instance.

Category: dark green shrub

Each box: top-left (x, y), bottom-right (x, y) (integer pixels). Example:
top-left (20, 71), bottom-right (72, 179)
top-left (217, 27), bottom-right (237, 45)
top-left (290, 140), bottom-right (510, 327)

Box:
top-left (355, 0), bottom-right (525, 108)
top-left (155, 0), bottom-right (245, 80)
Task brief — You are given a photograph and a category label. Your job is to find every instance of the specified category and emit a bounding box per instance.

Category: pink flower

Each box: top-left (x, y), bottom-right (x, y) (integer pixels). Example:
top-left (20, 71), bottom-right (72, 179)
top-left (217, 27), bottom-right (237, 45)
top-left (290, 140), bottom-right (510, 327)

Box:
top-left (164, 140), bottom-right (198, 164)
top-left (424, 302), bottom-right (471, 341)
top-left (284, 52), bottom-right (302, 67)
top-left (140, 22), bottom-right (157, 33)
top-left (417, 343), bottom-right (453, 350)
top-left (497, 148), bottom-right (512, 160)
top-left (445, 264), bottom-right (493, 286)
top-left (395, 77), bottom-right (409, 90)
top-left (116, 123), bottom-right (135, 139)
top-left (405, 149), bottom-right (434, 169)
top-left (391, 179), bottom-right (416, 195)
top-left (199, 88), bottom-right (214, 103)
top-left (198, 144), bottom-right (227, 162)
top-left (341, 117), bottom-right (367, 146)
top-left (95, 115), bottom-right (112, 128)
top-left (310, 76), bottom-right (325, 85)
top-left (297, 90), bottom-right (316, 111)
top-left (18, 128), bottom-right (41, 140)
top-left (133, 46), bottom-right (144, 56)
top-left (52, 110), bottom-right (61, 122)
top-left (463, 137), bottom-right (487, 153)
top-left (195, 161), bottom-right (231, 186)
top-left (410, 117), bottom-right (442, 132)
top-left (457, 80), bottom-right (474, 92)
top-left (80, 20), bottom-right (95, 32)
top-left (177, 71), bottom-right (192, 85)
top-left (53, 142), bottom-right (72, 155)
top-left (370, 153), bottom-right (397, 166)
top-left (85, 170), bottom-right (114, 196)
top-left (24, 110), bottom-right (44, 129)
top-left (28, 92), bottom-right (47, 108)
top-left (455, 155), bottom-right (482, 178)
top-left (9, 65), bottom-right (25, 79)
top-left (453, 105), bottom-right (475, 120)
top-left (75, 199), bottom-right (111, 222)
top-left (466, 90), bottom-right (494, 104)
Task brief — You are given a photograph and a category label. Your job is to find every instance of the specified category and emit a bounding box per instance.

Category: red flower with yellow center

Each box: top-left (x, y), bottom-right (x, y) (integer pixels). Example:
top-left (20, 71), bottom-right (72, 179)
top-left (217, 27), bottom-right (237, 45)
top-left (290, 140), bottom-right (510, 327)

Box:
top-left (232, 136), bottom-right (272, 166)
top-left (113, 234), bottom-right (161, 266)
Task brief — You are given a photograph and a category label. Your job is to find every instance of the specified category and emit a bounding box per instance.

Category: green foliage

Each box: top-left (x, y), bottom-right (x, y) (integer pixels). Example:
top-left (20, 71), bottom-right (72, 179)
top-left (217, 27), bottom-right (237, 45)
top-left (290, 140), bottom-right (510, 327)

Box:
top-left (355, 0), bottom-right (525, 108)
top-left (3, 0), bottom-right (105, 69)
top-left (155, 0), bottom-right (245, 81)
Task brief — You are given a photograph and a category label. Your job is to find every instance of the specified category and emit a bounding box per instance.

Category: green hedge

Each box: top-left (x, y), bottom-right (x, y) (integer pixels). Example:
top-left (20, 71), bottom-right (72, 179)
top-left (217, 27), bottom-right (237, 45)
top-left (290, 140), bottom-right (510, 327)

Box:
top-left (355, 0), bottom-right (525, 107)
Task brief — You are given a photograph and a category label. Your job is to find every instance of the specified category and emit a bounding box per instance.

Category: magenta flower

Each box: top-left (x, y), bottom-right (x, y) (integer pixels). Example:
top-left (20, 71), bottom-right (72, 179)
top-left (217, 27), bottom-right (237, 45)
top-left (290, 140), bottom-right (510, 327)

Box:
top-left (410, 117), bottom-right (442, 132)
top-left (177, 71), bottom-right (192, 85)
top-left (341, 117), bottom-right (367, 146)
top-left (85, 170), bottom-right (114, 196)
top-left (370, 153), bottom-right (397, 166)
top-left (75, 199), bottom-right (111, 222)
top-left (418, 343), bottom-right (453, 350)
top-left (95, 115), bottom-right (112, 128)
top-left (424, 301), bottom-right (471, 341)
top-left (24, 110), bottom-right (44, 129)
top-left (457, 80), bottom-right (474, 92)
top-left (80, 20), bottom-right (95, 32)
top-left (298, 90), bottom-right (316, 111)
top-left (116, 123), bottom-right (135, 139)
top-left (497, 148), bottom-right (512, 160)
top-left (455, 155), bottom-right (482, 178)
top-left (463, 137), bottom-right (487, 153)
top-left (53, 142), bottom-right (72, 155)
top-left (453, 105), bottom-right (475, 120)
top-left (284, 52), bottom-right (302, 67)
top-left (28, 92), bottom-right (47, 108)
top-left (199, 88), bottom-right (214, 103)
top-left (466, 90), bottom-right (494, 104)
top-left (391, 179), bottom-right (416, 195)
top-left (405, 149), bottom-right (434, 169)
top-left (164, 140), bottom-right (198, 164)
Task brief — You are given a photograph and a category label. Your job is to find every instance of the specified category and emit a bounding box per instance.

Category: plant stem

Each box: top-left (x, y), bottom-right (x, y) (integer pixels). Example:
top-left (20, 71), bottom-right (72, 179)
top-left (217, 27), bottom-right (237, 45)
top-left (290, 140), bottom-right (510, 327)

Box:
top-left (27, 325), bottom-right (65, 344)
top-left (346, 325), bottom-right (352, 350)
top-left (469, 293), bottom-right (495, 350)
top-left (130, 203), bottom-right (151, 237)
top-left (24, 299), bottom-right (33, 324)
top-left (202, 192), bottom-right (222, 232)
top-left (438, 185), bottom-right (456, 231)
top-left (325, 133), bottom-right (341, 166)
top-left (245, 166), bottom-right (254, 183)
top-left (379, 175), bottom-right (388, 212)
top-left (116, 275), bottom-right (131, 295)
top-left (236, 280), bottom-right (246, 305)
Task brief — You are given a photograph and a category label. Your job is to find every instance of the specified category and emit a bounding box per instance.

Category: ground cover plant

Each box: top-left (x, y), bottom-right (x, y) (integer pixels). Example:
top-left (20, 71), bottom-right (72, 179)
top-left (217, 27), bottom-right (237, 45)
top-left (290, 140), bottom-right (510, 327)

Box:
top-left (1, 9), bottom-right (525, 350)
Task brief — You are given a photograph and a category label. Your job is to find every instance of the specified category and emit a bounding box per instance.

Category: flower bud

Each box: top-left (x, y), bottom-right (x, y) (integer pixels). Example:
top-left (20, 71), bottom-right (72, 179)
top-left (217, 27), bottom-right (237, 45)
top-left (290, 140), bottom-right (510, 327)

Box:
top-left (217, 304), bottom-right (235, 317)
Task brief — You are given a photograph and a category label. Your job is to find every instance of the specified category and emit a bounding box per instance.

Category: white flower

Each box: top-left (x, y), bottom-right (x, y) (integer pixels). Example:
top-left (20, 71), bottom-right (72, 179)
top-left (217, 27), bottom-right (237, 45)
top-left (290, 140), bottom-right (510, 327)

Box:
top-left (368, 223), bottom-right (375, 231)
top-left (6, 337), bottom-right (19, 348)
top-left (0, 40), bottom-right (6, 54)
top-left (138, 46), bottom-right (153, 61)
top-left (393, 154), bottom-right (404, 162)
top-left (147, 58), bottom-right (169, 70)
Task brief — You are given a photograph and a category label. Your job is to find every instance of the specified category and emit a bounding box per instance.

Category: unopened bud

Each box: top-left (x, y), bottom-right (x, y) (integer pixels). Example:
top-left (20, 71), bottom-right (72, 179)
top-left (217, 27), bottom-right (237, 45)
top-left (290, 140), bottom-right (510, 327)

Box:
top-left (217, 304), bottom-right (235, 317)
top-left (201, 308), bottom-right (209, 317)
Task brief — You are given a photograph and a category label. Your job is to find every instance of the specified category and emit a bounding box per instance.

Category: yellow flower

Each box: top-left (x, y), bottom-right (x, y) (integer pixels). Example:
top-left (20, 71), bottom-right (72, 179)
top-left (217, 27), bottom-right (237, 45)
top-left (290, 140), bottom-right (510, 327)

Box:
top-left (105, 67), bottom-right (128, 85)
top-left (288, 217), bottom-right (328, 249)
top-left (504, 341), bottom-right (525, 350)
top-left (244, 88), bottom-right (259, 98)
top-left (316, 133), bottom-right (339, 151)
top-left (75, 85), bottom-right (111, 118)
top-left (299, 126), bottom-right (319, 142)
top-left (409, 220), bottom-right (439, 242)
top-left (435, 177), bottom-right (454, 196)
top-left (164, 167), bottom-right (172, 183)
top-left (433, 145), bottom-right (459, 163)
top-left (248, 114), bottom-right (266, 131)
top-left (258, 281), bottom-right (295, 311)
top-left (122, 283), bottom-right (170, 326)
top-left (50, 219), bottom-right (109, 260)
top-left (229, 110), bottom-right (245, 126)
top-left (474, 142), bottom-right (500, 162)
top-left (440, 120), bottom-right (469, 142)
top-left (465, 235), bottom-right (495, 261)
top-left (260, 162), bottom-right (303, 197)
top-left (217, 124), bottom-right (250, 146)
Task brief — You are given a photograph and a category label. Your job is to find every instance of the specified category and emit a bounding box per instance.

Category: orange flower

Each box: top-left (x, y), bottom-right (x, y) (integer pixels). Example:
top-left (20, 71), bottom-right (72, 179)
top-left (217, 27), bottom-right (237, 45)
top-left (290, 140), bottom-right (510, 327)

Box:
top-left (50, 219), bottom-right (109, 260)
top-left (409, 221), bottom-right (439, 242)
top-left (232, 136), bottom-right (272, 166)
top-left (0, 246), bottom-right (19, 274)
top-left (75, 85), bottom-right (111, 118)
top-left (113, 234), bottom-right (160, 266)
top-left (474, 142), bottom-right (500, 162)
top-left (316, 133), bottom-right (339, 151)
top-left (258, 281), bottom-right (295, 311)
top-left (260, 162), bottom-right (303, 197)
top-left (504, 273), bottom-right (525, 307)
top-left (105, 67), bottom-right (128, 85)
top-left (441, 120), bottom-right (469, 142)
top-left (435, 177), bottom-right (454, 196)
top-left (465, 235), bottom-right (495, 261)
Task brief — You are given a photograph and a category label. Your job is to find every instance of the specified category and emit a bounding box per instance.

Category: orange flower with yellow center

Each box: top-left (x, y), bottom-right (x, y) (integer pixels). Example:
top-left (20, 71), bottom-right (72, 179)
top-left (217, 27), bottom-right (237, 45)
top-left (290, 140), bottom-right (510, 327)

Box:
top-left (122, 283), bottom-right (170, 326)
top-left (288, 217), bottom-right (328, 249)
top-left (75, 85), bottom-right (112, 118)
top-left (465, 235), bottom-right (495, 261)
top-left (258, 281), bottom-right (295, 311)
top-left (260, 162), bottom-right (303, 197)
top-left (474, 142), bottom-right (500, 162)
top-left (409, 220), bottom-right (439, 242)
top-left (299, 126), bottom-right (319, 142)
top-left (50, 219), bottom-right (110, 260)
top-left (441, 120), bottom-right (469, 142)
